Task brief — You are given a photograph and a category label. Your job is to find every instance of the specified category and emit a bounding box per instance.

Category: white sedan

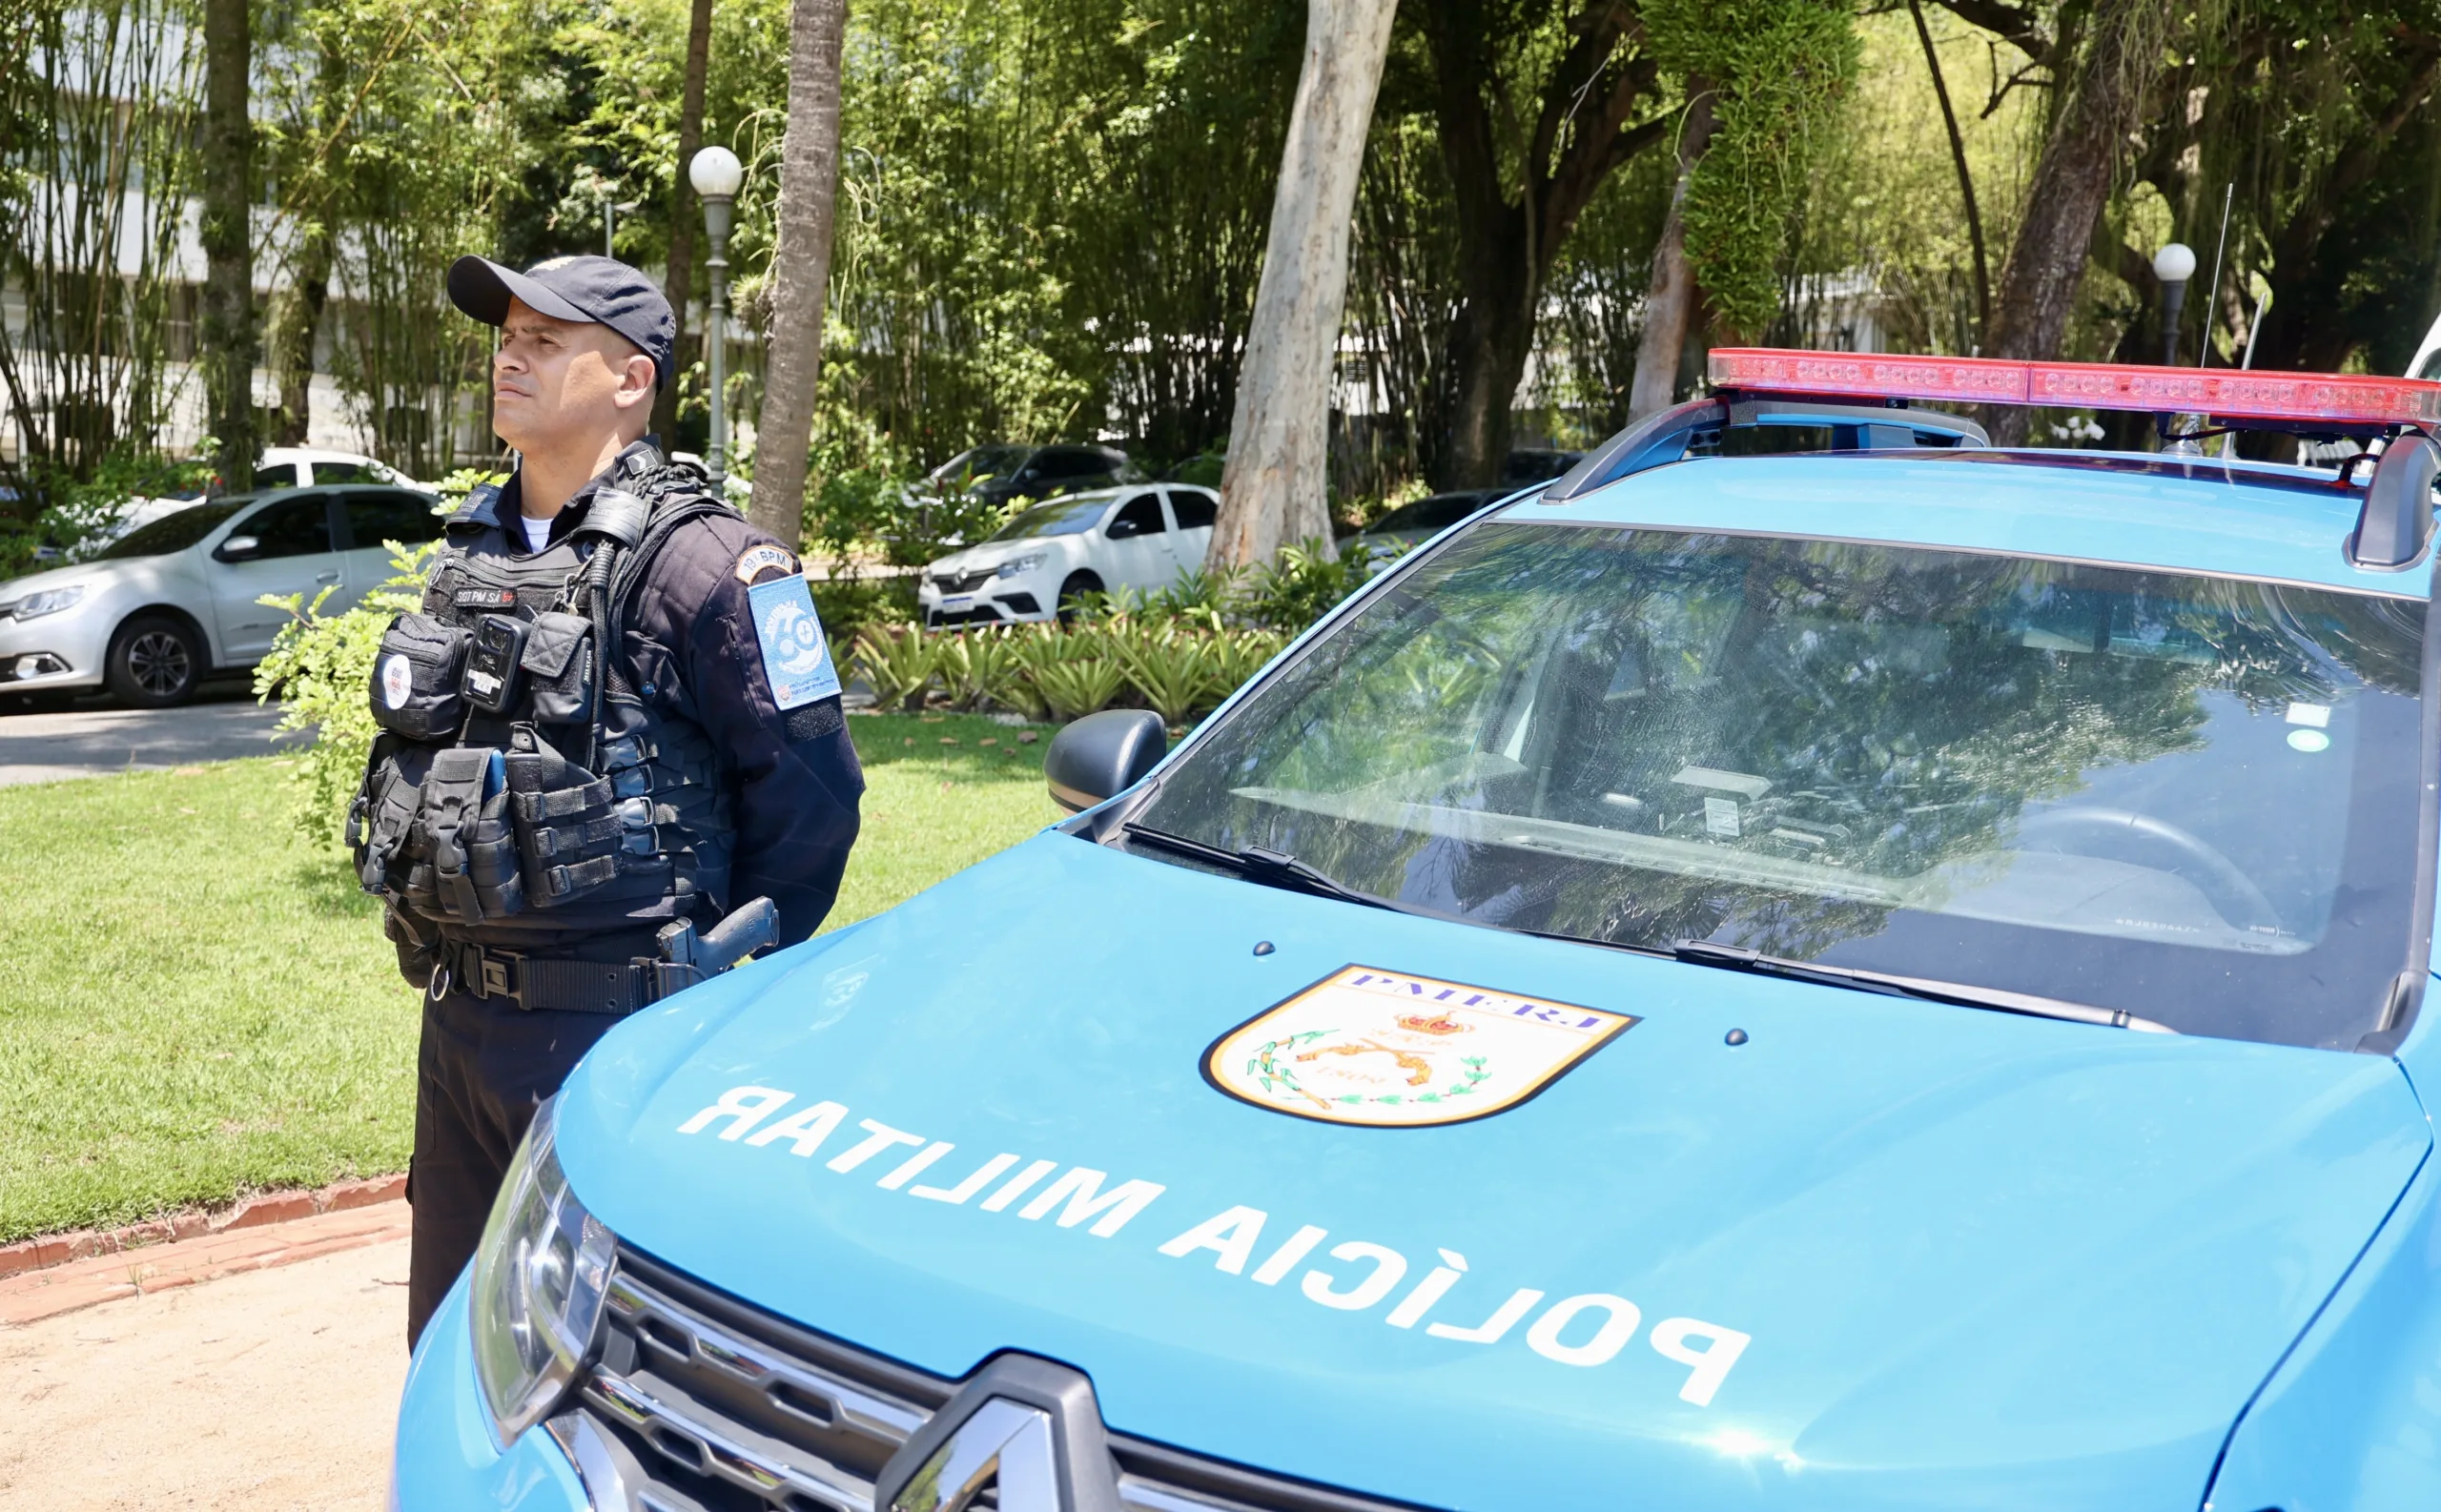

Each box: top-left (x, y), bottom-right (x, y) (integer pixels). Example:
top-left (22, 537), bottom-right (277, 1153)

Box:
top-left (0, 481), bottom-right (441, 705)
top-left (918, 484), bottom-right (1218, 626)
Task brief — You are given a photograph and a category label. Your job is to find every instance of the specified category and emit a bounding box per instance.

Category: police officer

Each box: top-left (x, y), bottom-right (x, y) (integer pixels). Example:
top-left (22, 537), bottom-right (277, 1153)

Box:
top-left (354, 254), bottom-right (864, 1347)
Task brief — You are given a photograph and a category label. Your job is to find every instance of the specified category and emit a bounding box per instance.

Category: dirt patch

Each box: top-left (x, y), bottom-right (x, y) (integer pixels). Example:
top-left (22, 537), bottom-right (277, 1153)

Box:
top-left (0, 1236), bottom-right (406, 1510)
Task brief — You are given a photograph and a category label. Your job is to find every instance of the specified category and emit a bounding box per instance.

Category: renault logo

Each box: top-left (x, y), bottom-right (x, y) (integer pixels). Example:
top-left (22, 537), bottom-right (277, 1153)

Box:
top-left (873, 1356), bottom-right (1125, 1512)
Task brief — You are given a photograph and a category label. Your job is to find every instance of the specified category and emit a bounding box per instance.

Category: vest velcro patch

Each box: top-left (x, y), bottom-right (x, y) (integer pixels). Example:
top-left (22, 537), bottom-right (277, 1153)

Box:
top-left (455, 587), bottom-right (520, 609)
top-left (733, 543), bottom-right (798, 584)
top-left (747, 573), bottom-right (842, 710)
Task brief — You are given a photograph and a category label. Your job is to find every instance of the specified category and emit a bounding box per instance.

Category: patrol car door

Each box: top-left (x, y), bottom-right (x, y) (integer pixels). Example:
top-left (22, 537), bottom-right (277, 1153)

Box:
top-left (1163, 487), bottom-right (1217, 579)
top-left (208, 492), bottom-right (344, 660)
top-left (1099, 491), bottom-right (1175, 592)
top-left (338, 489), bottom-right (446, 612)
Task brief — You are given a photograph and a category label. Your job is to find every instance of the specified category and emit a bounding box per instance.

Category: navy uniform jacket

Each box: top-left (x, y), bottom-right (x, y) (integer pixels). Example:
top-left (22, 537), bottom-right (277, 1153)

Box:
top-left (483, 443), bottom-right (864, 947)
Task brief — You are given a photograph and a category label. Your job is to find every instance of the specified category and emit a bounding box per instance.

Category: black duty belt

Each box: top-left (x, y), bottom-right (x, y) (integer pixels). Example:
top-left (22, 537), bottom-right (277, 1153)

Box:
top-left (432, 937), bottom-right (690, 1015)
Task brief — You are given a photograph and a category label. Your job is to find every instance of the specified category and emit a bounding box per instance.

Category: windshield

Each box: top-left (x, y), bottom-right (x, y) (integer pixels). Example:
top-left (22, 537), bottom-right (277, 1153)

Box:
top-left (1131, 523), bottom-right (2430, 1050)
top-left (96, 501), bottom-right (244, 560)
top-left (933, 445), bottom-right (1031, 483)
top-left (990, 495), bottom-right (1110, 541)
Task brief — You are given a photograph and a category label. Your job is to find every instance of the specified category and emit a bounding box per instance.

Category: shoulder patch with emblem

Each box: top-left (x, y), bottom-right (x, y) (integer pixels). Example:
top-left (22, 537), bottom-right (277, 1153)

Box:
top-left (734, 543), bottom-right (799, 584)
top-left (747, 572), bottom-right (842, 710)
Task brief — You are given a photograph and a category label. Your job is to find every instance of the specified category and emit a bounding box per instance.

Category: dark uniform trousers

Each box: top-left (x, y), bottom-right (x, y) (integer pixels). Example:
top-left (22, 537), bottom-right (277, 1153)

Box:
top-left (405, 989), bottom-right (626, 1347)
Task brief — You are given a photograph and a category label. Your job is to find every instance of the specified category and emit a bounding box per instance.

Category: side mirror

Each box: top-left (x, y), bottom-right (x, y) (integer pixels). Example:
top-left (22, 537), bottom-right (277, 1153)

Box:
top-left (215, 535), bottom-right (262, 562)
top-left (1045, 708), bottom-right (1168, 813)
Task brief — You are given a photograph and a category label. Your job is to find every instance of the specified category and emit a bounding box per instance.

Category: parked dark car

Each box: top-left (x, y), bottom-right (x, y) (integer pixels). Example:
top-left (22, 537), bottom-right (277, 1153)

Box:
top-left (1348, 488), bottom-right (1508, 568)
top-left (927, 443), bottom-right (1141, 505)
top-left (1505, 447), bottom-right (1583, 483)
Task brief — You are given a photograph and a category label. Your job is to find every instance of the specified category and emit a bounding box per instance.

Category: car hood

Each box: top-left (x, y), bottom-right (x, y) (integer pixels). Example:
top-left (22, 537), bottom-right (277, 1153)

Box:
top-left (563, 836), bottom-right (2431, 1512)
top-left (0, 560), bottom-right (117, 599)
top-left (928, 541), bottom-right (1049, 576)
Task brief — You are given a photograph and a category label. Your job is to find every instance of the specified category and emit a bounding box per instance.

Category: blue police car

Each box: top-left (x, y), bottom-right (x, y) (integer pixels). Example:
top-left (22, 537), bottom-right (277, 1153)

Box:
top-left (397, 350), bottom-right (2441, 1512)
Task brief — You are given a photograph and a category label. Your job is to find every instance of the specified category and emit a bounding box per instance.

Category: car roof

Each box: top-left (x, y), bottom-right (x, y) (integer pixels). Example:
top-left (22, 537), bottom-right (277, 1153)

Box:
top-left (1499, 449), bottom-right (2406, 595)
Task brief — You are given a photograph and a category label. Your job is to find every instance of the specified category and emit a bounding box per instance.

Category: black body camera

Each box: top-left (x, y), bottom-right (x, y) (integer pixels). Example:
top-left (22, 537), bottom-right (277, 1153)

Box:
top-left (461, 614), bottom-right (530, 713)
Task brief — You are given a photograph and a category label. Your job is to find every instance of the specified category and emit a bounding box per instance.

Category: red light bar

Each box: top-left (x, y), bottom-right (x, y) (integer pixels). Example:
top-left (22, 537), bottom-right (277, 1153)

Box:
top-left (1708, 347), bottom-right (2441, 430)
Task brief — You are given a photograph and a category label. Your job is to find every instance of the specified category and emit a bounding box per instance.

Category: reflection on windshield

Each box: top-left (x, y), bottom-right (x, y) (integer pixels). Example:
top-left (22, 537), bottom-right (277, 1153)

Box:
top-left (97, 501), bottom-right (244, 560)
top-left (934, 446), bottom-right (1030, 483)
top-left (990, 496), bottom-right (1108, 541)
top-left (1132, 524), bottom-right (2429, 1050)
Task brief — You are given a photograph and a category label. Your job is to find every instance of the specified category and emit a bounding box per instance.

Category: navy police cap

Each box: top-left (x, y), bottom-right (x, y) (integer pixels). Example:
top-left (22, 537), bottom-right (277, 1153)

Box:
top-left (447, 254), bottom-right (675, 392)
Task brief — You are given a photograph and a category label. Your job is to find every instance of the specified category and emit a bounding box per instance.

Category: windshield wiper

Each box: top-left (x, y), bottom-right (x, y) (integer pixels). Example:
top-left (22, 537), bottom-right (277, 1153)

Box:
top-left (1670, 941), bottom-right (2177, 1033)
top-left (1121, 825), bottom-right (1428, 916)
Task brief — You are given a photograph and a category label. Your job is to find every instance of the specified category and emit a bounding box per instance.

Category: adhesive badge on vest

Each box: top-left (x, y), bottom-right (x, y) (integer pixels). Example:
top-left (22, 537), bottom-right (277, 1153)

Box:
top-left (748, 572), bottom-right (841, 710)
top-left (1203, 966), bottom-right (1635, 1128)
top-left (379, 653), bottom-right (413, 709)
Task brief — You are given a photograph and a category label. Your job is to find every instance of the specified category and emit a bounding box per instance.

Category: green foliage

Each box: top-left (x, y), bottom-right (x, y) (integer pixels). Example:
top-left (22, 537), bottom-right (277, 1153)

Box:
top-left (252, 541), bottom-right (439, 842)
top-left (1016, 626), bottom-right (1133, 722)
top-left (933, 627), bottom-right (1032, 713)
top-left (851, 623), bottom-right (941, 712)
top-left (1237, 539), bottom-right (1372, 632)
top-left (811, 575), bottom-right (921, 650)
top-left (0, 445), bottom-right (215, 577)
top-left (1651, 0), bottom-right (1862, 338)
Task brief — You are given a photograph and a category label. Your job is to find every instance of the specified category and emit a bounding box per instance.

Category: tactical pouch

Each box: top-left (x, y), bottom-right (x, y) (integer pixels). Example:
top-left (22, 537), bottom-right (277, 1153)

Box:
top-left (350, 733), bottom-right (430, 898)
top-left (412, 747), bottom-right (524, 923)
top-left (506, 737), bottom-right (624, 907)
top-left (369, 615), bottom-right (472, 740)
top-left (519, 611), bottom-right (595, 725)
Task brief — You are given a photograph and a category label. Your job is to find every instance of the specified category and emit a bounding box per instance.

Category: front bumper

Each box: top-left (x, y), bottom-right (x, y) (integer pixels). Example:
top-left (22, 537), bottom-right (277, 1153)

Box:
top-left (393, 1270), bottom-right (590, 1511)
top-left (917, 570), bottom-right (1055, 627)
top-left (0, 603), bottom-right (110, 689)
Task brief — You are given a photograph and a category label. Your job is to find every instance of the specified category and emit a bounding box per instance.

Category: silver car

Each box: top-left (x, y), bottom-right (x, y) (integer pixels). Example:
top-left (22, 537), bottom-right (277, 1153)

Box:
top-left (0, 483), bottom-right (442, 705)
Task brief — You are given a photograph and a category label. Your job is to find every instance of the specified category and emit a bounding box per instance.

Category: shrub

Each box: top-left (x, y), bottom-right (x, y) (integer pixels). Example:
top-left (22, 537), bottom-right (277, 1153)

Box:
top-left (254, 541), bottom-right (440, 841)
top-left (1238, 537), bottom-right (1369, 631)
top-left (1015, 624), bottom-right (1129, 721)
top-left (933, 626), bottom-right (1031, 713)
top-left (1110, 622), bottom-right (1220, 726)
top-left (851, 622), bottom-right (938, 711)
top-left (250, 473), bottom-right (490, 839)
top-left (811, 574), bottom-right (919, 648)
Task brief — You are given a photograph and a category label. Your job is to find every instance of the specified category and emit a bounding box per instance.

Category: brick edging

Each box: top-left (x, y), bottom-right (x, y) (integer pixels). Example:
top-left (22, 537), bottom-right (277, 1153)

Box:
top-left (0, 1174), bottom-right (406, 1282)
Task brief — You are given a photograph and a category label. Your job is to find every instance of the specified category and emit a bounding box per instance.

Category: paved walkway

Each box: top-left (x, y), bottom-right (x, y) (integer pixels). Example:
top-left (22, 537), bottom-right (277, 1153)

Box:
top-left (0, 1235), bottom-right (407, 1511)
top-left (0, 1183), bottom-right (414, 1510)
top-left (0, 686), bottom-right (306, 786)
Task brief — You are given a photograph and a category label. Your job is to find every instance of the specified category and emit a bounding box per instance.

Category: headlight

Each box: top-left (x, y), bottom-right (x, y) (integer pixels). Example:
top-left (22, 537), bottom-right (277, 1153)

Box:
top-left (996, 553), bottom-right (1047, 578)
top-left (6, 585), bottom-right (86, 621)
top-left (469, 1097), bottom-right (617, 1444)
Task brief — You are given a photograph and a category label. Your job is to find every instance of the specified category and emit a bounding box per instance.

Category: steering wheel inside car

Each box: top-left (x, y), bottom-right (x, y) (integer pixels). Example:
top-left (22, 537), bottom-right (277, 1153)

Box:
top-left (2010, 806), bottom-right (2281, 934)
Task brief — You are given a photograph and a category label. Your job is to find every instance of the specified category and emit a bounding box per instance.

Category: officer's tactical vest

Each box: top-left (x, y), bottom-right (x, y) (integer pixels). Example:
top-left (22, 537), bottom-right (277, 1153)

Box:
top-left (347, 452), bottom-right (734, 964)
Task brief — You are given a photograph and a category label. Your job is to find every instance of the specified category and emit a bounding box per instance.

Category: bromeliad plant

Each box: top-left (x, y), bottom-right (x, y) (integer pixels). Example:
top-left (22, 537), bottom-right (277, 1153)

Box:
top-left (851, 623), bottom-right (940, 712)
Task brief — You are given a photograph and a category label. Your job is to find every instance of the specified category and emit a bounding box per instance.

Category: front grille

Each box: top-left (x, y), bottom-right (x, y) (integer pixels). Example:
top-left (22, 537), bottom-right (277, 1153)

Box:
top-left (931, 569), bottom-right (996, 594)
top-left (927, 604), bottom-right (1006, 628)
top-left (550, 1244), bottom-right (1424, 1512)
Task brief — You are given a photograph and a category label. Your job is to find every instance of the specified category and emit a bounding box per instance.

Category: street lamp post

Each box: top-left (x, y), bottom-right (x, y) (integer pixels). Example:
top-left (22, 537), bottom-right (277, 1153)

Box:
top-left (2153, 241), bottom-right (2197, 366)
top-left (689, 146), bottom-right (745, 492)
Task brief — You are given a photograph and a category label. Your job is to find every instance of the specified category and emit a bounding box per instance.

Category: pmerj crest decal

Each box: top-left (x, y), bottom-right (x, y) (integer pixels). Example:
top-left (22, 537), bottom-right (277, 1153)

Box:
top-left (1204, 966), bottom-right (1635, 1127)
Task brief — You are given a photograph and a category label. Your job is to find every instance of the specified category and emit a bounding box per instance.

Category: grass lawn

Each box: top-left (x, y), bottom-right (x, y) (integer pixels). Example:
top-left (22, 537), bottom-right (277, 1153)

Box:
top-left (0, 713), bottom-right (1058, 1242)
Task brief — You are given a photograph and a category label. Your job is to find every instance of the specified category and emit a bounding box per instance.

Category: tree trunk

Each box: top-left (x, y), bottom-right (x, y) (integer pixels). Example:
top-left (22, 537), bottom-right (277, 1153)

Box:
top-left (1626, 89), bottom-right (1718, 422)
top-left (1908, 0), bottom-right (1990, 340)
top-left (1209, 0), bottom-right (1399, 569)
top-left (1980, 0), bottom-right (2168, 441)
top-left (270, 220), bottom-right (332, 446)
top-left (1441, 209), bottom-right (1532, 487)
top-left (199, 0), bottom-right (256, 485)
top-left (1422, 0), bottom-right (1666, 486)
top-left (653, 0), bottom-right (714, 447)
top-left (749, 0), bottom-right (849, 547)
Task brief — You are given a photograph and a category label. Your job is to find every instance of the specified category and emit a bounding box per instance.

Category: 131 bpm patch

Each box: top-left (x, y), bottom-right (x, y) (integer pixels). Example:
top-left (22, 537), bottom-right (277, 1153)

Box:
top-left (1203, 966), bottom-right (1635, 1128)
top-left (747, 573), bottom-right (842, 710)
